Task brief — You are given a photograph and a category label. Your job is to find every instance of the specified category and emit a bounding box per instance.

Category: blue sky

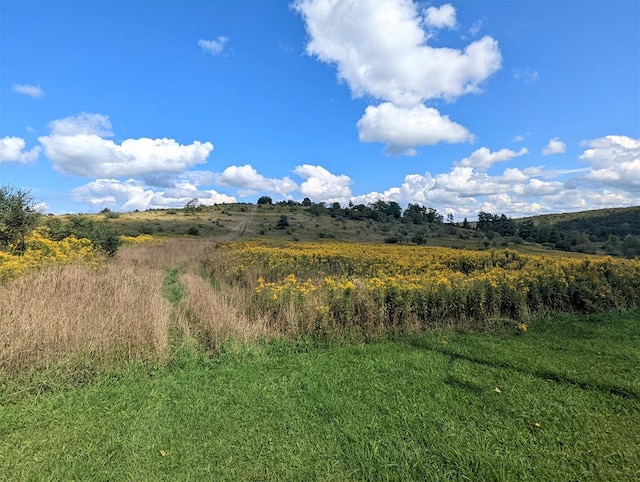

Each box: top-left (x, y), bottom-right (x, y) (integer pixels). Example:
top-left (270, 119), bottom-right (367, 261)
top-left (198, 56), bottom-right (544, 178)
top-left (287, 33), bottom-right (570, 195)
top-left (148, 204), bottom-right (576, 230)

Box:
top-left (1, 0), bottom-right (638, 219)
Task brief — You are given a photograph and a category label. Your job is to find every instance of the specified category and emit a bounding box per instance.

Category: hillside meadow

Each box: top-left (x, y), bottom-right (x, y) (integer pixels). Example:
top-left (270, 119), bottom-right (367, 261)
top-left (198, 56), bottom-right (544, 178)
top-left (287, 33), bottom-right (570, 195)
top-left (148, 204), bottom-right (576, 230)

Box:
top-left (1, 223), bottom-right (639, 480)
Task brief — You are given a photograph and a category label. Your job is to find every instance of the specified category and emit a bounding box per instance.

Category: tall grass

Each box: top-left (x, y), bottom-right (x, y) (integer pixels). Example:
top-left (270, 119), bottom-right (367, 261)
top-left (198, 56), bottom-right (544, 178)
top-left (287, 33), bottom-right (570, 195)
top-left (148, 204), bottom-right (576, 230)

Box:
top-left (115, 237), bottom-right (210, 272)
top-left (0, 260), bottom-right (169, 376)
top-left (177, 272), bottom-right (266, 351)
top-left (3, 234), bottom-right (639, 377)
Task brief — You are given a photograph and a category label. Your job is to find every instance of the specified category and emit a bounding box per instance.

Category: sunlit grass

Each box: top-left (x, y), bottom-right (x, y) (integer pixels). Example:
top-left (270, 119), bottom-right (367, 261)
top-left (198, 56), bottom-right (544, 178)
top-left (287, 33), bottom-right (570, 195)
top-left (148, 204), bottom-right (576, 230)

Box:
top-left (0, 311), bottom-right (638, 481)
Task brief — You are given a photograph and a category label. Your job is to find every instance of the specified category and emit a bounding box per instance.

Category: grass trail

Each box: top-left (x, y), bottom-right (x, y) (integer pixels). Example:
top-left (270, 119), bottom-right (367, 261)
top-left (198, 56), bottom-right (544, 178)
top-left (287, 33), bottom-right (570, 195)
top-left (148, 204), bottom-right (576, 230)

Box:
top-left (1, 311), bottom-right (638, 481)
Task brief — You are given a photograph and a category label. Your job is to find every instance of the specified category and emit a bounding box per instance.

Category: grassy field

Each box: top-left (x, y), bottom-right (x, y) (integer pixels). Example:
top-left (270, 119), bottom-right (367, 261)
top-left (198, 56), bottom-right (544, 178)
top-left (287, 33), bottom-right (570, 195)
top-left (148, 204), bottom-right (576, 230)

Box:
top-left (59, 203), bottom-right (492, 248)
top-left (1, 310), bottom-right (639, 481)
top-left (1, 215), bottom-right (639, 480)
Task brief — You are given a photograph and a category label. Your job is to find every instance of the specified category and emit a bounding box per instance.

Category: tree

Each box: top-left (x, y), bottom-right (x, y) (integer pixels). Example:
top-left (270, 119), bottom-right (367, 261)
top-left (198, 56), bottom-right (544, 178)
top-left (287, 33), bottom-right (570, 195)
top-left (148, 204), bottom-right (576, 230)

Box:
top-left (184, 198), bottom-right (201, 214)
top-left (403, 204), bottom-right (443, 224)
top-left (371, 200), bottom-right (402, 220)
top-left (477, 211), bottom-right (498, 232)
top-left (257, 195), bottom-right (273, 205)
top-left (411, 231), bottom-right (427, 245)
top-left (275, 215), bottom-right (290, 229)
top-left (0, 185), bottom-right (41, 254)
top-left (301, 197), bottom-right (312, 206)
top-left (518, 219), bottom-right (538, 241)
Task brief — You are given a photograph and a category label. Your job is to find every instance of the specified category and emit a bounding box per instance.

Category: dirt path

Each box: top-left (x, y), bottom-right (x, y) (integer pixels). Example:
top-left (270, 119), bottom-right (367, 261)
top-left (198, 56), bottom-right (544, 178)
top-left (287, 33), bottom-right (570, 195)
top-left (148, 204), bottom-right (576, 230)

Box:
top-left (222, 204), bottom-right (257, 241)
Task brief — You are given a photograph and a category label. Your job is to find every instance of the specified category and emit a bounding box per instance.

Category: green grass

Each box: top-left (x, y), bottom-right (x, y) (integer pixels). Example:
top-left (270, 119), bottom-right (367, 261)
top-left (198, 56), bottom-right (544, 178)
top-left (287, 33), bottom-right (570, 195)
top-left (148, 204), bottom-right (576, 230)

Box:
top-left (1, 311), bottom-right (639, 481)
top-left (162, 268), bottom-right (186, 306)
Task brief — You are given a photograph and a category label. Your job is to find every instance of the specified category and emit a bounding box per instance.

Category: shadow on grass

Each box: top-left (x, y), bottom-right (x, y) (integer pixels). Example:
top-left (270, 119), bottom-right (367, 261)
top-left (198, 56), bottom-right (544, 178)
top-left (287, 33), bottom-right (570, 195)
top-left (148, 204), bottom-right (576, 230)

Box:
top-left (404, 338), bottom-right (639, 400)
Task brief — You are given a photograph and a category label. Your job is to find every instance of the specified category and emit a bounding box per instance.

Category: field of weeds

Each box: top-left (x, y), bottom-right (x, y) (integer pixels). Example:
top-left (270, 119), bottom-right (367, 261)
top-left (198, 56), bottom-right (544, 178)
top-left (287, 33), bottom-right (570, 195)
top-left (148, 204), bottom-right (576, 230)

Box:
top-left (1, 234), bottom-right (639, 480)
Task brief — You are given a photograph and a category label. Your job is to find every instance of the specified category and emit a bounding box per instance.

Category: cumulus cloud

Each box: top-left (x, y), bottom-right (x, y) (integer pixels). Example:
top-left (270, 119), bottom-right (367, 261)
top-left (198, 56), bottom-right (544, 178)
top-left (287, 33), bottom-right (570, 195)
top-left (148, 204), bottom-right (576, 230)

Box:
top-left (542, 137), bottom-right (566, 155)
top-left (579, 135), bottom-right (640, 190)
top-left (512, 178), bottom-right (563, 197)
top-left (38, 113), bottom-right (214, 181)
top-left (48, 112), bottom-right (114, 137)
top-left (357, 103), bottom-right (473, 155)
top-left (424, 4), bottom-right (457, 29)
top-left (334, 134), bottom-right (639, 216)
top-left (294, 0), bottom-right (501, 154)
top-left (293, 164), bottom-right (352, 203)
top-left (198, 36), bottom-right (229, 56)
top-left (72, 178), bottom-right (235, 212)
top-left (12, 83), bottom-right (44, 98)
top-left (458, 146), bottom-right (528, 170)
top-left (346, 140), bottom-right (600, 218)
top-left (579, 135), bottom-right (639, 167)
top-left (217, 164), bottom-right (297, 196)
top-left (0, 136), bottom-right (41, 164)
top-left (346, 136), bottom-right (640, 217)
top-left (294, 0), bottom-right (501, 105)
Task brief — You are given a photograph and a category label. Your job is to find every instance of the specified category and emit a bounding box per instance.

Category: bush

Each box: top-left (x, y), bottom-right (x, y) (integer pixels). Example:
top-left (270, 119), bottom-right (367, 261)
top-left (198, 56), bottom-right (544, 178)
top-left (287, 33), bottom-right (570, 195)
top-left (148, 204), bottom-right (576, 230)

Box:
top-left (46, 216), bottom-right (122, 256)
top-left (276, 215), bottom-right (290, 230)
top-left (0, 185), bottom-right (41, 254)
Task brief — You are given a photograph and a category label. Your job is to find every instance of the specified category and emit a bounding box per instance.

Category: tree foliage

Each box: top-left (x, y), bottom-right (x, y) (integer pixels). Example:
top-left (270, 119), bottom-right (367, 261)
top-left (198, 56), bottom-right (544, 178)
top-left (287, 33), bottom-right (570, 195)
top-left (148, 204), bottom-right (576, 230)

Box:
top-left (45, 215), bottom-right (122, 256)
top-left (184, 198), bottom-right (201, 214)
top-left (275, 215), bottom-right (290, 230)
top-left (0, 185), bottom-right (41, 254)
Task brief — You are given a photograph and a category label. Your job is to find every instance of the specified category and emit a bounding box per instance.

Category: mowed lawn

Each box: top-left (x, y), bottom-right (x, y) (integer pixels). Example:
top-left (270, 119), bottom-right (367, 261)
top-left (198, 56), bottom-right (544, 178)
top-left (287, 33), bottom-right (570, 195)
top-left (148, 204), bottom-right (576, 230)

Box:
top-left (1, 311), bottom-right (639, 481)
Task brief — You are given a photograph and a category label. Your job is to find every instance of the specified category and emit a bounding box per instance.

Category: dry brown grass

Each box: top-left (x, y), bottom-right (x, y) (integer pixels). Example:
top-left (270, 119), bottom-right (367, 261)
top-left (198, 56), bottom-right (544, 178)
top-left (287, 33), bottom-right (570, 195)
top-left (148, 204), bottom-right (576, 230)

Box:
top-left (177, 272), bottom-right (267, 350)
top-left (116, 237), bottom-right (211, 272)
top-left (0, 259), bottom-right (169, 374)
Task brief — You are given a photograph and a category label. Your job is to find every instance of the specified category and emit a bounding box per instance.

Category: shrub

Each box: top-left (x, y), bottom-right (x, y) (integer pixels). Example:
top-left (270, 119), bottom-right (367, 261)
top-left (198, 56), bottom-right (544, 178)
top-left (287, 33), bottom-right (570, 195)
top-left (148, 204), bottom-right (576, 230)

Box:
top-left (46, 216), bottom-right (122, 256)
top-left (0, 185), bottom-right (41, 254)
top-left (276, 215), bottom-right (290, 229)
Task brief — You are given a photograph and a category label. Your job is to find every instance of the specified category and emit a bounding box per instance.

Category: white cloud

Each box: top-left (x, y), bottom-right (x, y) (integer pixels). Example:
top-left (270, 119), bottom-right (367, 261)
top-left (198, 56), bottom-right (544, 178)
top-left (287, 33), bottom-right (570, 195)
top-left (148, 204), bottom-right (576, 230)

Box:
top-left (0, 136), bottom-right (41, 164)
top-left (217, 164), bottom-right (297, 196)
top-left (48, 112), bottom-right (114, 137)
top-left (72, 178), bottom-right (235, 212)
top-left (468, 20), bottom-right (483, 37)
top-left (542, 137), bottom-right (566, 156)
top-left (579, 135), bottom-right (639, 167)
top-left (513, 69), bottom-right (539, 83)
top-left (352, 172), bottom-right (436, 207)
top-left (435, 166), bottom-right (503, 196)
top-left (578, 135), bottom-right (640, 190)
top-left (349, 159), bottom-right (639, 219)
top-left (424, 4), bottom-right (457, 30)
top-left (357, 103), bottom-right (473, 155)
top-left (458, 146), bottom-right (528, 170)
top-left (512, 178), bottom-right (563, 197)
top-left (512, 133), bottom-right (527, 142)
top-left (341, 134), bottom-right (640, 217)
top-left (501, 168), bottom-right (529, 183)
top-left (12, 83), bottom-right (44, 98)
top-left (295, 0), bottom-right (501, 105)
top-left (198, 36), bottom-right (229, 56)
top-left (346, 133), bottom-right (640, 217)
top-left (294, 0), bottom-right (500, 154)
top-left (38, 113), bottom-right (214, 181)
top-left (293, 164), bottom-right (352, 203)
